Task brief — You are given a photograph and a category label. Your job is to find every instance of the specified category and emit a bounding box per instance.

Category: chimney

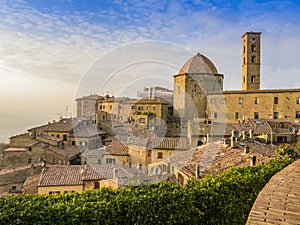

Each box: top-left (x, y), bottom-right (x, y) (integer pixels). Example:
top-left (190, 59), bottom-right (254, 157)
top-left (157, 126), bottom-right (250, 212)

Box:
top-left (249, 129), bottom-right (253, 139)
top-left (242, 130), bottom-right (246, 140)
top-left (195, 164), bottom-right (199, 179)
top-left (244, 146), bottom-right (249, 154)
top-left (113, 168), bottom-right (119, 180)
top-left (250, 155), bottom-right (256, 166)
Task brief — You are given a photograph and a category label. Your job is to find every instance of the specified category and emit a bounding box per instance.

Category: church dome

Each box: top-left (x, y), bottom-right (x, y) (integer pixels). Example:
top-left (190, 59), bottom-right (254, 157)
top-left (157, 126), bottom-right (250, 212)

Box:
top-left (179, 53), bottom-right (218, 74)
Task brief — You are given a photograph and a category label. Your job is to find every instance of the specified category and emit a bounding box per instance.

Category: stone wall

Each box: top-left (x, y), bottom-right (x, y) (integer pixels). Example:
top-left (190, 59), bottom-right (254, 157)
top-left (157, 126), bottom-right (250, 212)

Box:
top-left (207, 90), bottom-right (300, 123)
top-left (0, 164), bottom-right (42, 193)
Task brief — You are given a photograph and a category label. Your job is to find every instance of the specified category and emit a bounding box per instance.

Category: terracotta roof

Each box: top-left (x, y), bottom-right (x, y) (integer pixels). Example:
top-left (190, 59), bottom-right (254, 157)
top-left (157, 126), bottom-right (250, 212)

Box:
top-left (38, 165), bottom-right (134, 187)
top-left (23, 174), bottom-right (41, 187)
top-left (71, 124), bottom-right (106, 138)
top-left (151, 137), bottom-right (190, 150)
top-left (233, 119), bottom-right (272, 135)
top-left (36, 143), bottom-right (80, 160)
top-left (166, 142), bottom-right (273, 179)
top-left (247, 159), bottom-right (300, 224)
top-left (75, 95), bottom-right (100, 101)
top-left (29, 118), bottom-right (74, 133)
top-left (84, 165), bottom-right (134, 180)
top-left (105, 141), bottom-right (129, 156)
top-left (38, 165), bottom-right (84, 186)
top-left (36, 135), bottom-right (61, 143)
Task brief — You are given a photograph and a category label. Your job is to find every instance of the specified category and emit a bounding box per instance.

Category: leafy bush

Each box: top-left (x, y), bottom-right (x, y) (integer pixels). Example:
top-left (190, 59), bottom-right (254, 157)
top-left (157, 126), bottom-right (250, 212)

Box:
top-left (0, 151), bottom-right (297, 225)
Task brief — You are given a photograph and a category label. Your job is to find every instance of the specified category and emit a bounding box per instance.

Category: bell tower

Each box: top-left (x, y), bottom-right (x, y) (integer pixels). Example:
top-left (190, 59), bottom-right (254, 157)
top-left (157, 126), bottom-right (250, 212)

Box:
top-left (242, 32), bottom-right (261, 91)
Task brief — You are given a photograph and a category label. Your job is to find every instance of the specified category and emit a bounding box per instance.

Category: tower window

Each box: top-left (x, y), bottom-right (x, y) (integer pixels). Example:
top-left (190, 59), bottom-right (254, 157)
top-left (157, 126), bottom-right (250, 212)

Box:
top-left (296, 97), bottom-right (300, 104)
top-left (238, 98), bottom-right (243, 104)
top-left (251, 44), bottom-right (256, 52)
top-left (254, 97), bottom-right (259, 104)
top-left (210, 98), bottom-right (215, 104)
top-left (221, 98), bottom-right (225, 104)
top-left (235, 112), bottom-right (239, 119)
top-left (214, 112), bottom-right (218, 119)
top-left (251, 56), bottom-right (256, 63)
top-left (243, 46), bottom-right (245, 53)
top-left (251, 76), bottom-right (255, 83)
top-left (296, 111), bottom-right (300, 118)
top-left (274, 97), bottom-right (279, 104)
top-left (254, 112), bottom-right (259, 119)
top-left (157, 152), bottom-right (163, 159)
top-left (274, 112), bottom-right (279, 119)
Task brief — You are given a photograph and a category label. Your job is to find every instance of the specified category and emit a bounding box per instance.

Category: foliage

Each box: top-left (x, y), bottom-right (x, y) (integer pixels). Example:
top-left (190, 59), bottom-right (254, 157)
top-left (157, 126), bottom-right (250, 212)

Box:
top-left (275, 144), bottom-right (300, 160)
top-left (0, 154), bottom-right (297, 225)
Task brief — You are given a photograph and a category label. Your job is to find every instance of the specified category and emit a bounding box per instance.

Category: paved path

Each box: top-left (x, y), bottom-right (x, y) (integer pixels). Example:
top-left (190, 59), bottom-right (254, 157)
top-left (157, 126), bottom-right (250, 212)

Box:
top-left (246, 159), bottom-right (300, 224)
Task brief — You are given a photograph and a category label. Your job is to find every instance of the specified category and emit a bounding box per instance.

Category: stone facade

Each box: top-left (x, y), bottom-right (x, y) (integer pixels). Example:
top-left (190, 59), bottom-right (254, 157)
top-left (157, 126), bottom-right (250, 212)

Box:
top-left (173, 53), bottom-right (224, 121)
top-left (207, 89), bottom-right (300, 123)
top-left (242, 32), bottom-right (261, 91)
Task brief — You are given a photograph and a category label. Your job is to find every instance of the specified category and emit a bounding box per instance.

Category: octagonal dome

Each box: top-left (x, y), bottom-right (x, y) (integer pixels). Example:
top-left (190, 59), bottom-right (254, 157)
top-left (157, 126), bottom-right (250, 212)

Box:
top-left (179, 53), bottom-right (218, 74)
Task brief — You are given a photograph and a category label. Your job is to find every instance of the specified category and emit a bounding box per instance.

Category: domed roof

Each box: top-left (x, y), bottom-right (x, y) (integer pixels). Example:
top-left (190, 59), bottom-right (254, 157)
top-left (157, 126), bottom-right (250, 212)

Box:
top-left (179, 53), bottom-right (218, 74)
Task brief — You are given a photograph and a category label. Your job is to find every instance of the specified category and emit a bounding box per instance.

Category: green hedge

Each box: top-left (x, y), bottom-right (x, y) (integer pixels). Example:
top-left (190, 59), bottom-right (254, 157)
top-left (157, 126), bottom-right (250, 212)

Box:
top-left (0, 148), bottom-right (297, 225)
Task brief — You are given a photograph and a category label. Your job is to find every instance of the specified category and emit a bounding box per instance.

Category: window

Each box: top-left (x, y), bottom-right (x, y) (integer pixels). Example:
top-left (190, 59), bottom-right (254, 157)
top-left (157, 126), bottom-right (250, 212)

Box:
top-left (28, 147), bottom-right (32, 151)
top-left (221, 98), bottom-right (225, 104)
top-left (71, 141), bottom-right (76, 146)
top-left (296, 98), bottom-right (300, 104)
top-left (238, 98), bottom-right (243, 104)
top-left (146, 106), bottom-right (149, 111)
top-left (56, 134), bottom-right (60, 138)
top-left (99, 105), bottom-right (102, 110)
top-left (235, 112), bottom-right (239, 119)
top-left (28, 158), bottom-right (32, 164)
top-left (254, 112), bottom-right (259, 119)
top-left (153, 106), bottom-right (156, 110)
top-left (251, 55), bottom-right (256, 63)
top-left (243, 46), bottom-right (245, 53)
top-left (110, 105), bottom-right (112, 110)
top-left (296, 111), bottom-right (300, 119)
top-left (251, 44), bottom-right (256, 52)
top-left (274, 112), bottom-right (279, 119)
top-left (147, 151), bottom-right (151, 157)
top-left (254, 97), bottom-right (259, 104)
top-left (63, 134), bottom-right (67, 141)
top-left (274, 97), bottom-right (278, 104)
top-left (214, 112), bottom-right (218, 119)
top-left (94, 182), bottom-right (100, 189)
top-left (131, 105), bottom-right (136, 110)
top-left (157, 152), bottom-right (163, 159)
top-left (80, 141), bottom-right (87, 147)
top-left (251, 75), bottom-right (255, 83)
top-left (84, 102), bottom-right (88, 107)
top-left (103, 105), bottom-right (105, 110)
top-left (138, 106), bottom-right (144, 111)
top-left (210, 98), bottom-right (215, 104)
top-left (139, 118), bottom-right (145, 123)
top-left (106, 158), bottom-right (115, 165)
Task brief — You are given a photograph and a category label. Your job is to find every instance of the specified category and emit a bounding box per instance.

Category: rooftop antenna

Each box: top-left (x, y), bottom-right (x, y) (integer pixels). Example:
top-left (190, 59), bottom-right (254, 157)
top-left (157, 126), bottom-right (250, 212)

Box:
top-left (56, 113), bottom-right (62, 120)
top-left (65, 106), bottom-right (68, 118)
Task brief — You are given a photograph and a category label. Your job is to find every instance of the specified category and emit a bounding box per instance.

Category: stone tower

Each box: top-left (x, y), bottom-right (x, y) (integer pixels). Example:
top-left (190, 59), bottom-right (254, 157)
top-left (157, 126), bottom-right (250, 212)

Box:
top-left (242, 32), bottom-right (261, 91)
top-left (173, 53), bottom-right (224, 120)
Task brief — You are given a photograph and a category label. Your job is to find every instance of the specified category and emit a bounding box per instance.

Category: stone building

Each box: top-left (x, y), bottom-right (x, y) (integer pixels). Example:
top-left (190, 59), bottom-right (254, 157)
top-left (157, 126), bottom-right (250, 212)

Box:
top-left (205, 32), bottom-right (300, 124)
top-left (173, 32), bottom-right (300, 142)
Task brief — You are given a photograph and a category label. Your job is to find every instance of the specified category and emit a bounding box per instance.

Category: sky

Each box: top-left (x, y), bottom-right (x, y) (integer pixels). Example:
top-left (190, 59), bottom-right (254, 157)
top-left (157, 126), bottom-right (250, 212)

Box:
top-left (0, 0), bottom-right (300, 142)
